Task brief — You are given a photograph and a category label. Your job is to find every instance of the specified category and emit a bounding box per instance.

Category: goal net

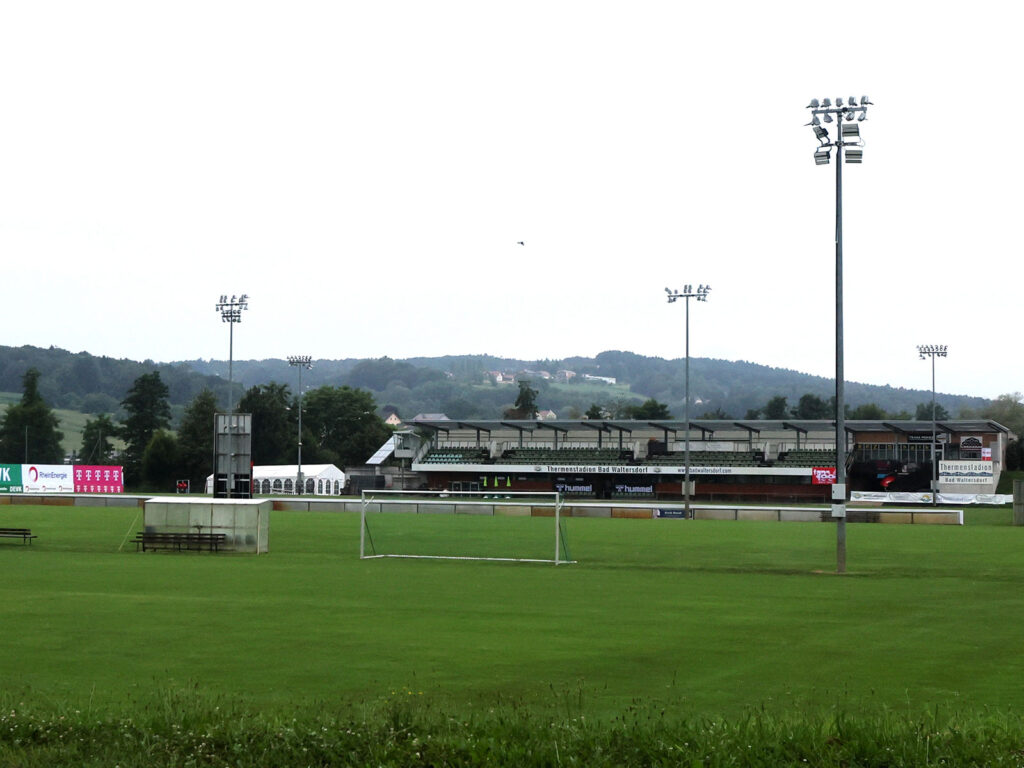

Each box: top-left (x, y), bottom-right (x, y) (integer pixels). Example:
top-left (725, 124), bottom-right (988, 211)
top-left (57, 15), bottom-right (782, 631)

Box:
top-left (359, 489), bottom-right (574, 565)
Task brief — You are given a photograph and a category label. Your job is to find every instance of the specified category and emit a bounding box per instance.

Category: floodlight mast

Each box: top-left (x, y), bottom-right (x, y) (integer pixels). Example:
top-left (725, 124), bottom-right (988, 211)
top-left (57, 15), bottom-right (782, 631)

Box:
top-left (917, 344), bottom-right (948, 507)
top-left (287, 355), bottom-right (313, 495)
top-left (215, 293), bottom-right (249, 498)
top-left (806, 96), bottom-right (871, 574)
top-left (665, 284), bottom-right (711, 518)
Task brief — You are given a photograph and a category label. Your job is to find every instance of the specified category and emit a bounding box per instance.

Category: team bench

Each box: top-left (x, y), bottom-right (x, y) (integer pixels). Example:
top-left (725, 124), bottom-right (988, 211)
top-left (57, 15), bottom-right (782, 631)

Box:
top-left (134, 531), bottom-right (227, 553)
top-left (0, 527), bottom-right (37, 545)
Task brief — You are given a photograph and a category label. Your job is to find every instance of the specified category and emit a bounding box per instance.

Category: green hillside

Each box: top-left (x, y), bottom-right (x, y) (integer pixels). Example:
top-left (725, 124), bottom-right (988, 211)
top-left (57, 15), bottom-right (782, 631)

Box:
top-left (0, 393), bottom-right (119, 458)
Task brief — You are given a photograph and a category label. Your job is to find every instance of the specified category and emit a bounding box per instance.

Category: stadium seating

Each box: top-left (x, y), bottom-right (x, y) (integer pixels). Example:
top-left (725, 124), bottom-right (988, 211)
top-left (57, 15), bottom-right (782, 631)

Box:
top-left (420, 448), bottom-right (491, 464)
top-left (496, 447), bottom-right (632, 465)
top-left (643, 450), bottom-right (761, 466)
top-left (774, 449), bottom-right (835, 466)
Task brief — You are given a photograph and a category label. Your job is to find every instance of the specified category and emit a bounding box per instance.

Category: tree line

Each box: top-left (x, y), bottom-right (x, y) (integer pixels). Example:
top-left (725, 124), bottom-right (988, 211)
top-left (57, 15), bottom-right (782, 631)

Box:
top-left (0, 368), bottom-right (391, 492)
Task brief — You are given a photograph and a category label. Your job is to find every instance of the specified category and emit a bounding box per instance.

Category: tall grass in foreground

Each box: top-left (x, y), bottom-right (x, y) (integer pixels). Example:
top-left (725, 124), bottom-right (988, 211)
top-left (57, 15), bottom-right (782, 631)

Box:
top-left (3, 691), bottom-right (1024, 767)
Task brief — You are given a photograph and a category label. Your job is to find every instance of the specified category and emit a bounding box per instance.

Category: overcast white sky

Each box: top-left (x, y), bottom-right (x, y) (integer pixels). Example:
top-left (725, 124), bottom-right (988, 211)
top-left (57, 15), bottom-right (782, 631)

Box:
top-left (0, 1), bottom-right (1019, 399)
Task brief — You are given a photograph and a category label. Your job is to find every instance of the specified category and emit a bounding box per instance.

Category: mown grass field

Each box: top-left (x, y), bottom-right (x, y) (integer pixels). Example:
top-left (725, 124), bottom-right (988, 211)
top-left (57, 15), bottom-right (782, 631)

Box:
top-left (2, 503), bottom-right (1024, 764)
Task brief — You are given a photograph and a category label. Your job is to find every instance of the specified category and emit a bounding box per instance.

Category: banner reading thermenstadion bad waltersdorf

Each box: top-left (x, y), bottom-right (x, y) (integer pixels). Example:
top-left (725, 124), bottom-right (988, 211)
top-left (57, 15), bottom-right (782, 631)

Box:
top-left (0, 464), bottom-right (124, 494)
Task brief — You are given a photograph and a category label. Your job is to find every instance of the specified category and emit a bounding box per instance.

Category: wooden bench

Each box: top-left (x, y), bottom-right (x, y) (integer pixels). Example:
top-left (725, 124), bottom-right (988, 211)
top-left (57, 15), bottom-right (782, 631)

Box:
top-left (134, 531), bottom-right (227, 553)
top-left (0, 527), bottom-right (37, 545)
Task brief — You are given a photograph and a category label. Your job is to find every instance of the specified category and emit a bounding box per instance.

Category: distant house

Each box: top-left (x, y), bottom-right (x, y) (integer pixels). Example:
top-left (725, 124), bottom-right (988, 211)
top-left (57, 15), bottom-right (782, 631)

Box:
top-left (537, 409), bottom-right (557, 420)
top-left (384, 413), bottom-right (402, 426)
top-left (582, 374), bottom-right (617, 385)
top-left (555, 370), bottom-right (576, 381)
top-left (486, 371), bottom-right (515, 384)
top-left (412, 413), bottom-right (450, 421)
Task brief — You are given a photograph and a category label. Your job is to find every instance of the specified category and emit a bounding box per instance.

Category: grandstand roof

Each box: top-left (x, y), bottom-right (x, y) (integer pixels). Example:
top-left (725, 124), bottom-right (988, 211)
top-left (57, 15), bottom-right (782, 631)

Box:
top-left (409, 418), bottom-right (1011, 435)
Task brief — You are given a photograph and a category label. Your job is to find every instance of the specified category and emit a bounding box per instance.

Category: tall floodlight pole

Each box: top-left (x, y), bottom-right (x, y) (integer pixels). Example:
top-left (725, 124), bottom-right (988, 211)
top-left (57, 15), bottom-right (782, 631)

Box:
top-left (216, 293), bottom-right (249, 497)
top-left (807, 95), bottom-right (872, 574)
top-left (665, 285), bottom-right (711, 519)
top-left (287, 355), bottom-right (313, 495)
top-left (918, 344), bottom-right (948, 506)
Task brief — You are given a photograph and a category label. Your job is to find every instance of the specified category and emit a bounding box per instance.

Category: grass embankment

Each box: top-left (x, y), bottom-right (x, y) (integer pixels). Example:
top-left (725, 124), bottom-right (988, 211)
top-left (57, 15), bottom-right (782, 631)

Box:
top-left (2, 505), bottom-right (1024, 764)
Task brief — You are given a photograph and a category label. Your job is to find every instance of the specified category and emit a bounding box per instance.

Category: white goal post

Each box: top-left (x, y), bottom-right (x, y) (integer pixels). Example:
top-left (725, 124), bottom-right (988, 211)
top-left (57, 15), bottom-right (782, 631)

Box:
top-left (359, 489), bottom-right (575, 565)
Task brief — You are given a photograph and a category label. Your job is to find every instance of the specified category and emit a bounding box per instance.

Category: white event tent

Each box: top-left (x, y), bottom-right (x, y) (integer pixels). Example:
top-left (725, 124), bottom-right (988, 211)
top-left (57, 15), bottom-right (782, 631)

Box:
top-left (204, 464), bottom-right (346, 496)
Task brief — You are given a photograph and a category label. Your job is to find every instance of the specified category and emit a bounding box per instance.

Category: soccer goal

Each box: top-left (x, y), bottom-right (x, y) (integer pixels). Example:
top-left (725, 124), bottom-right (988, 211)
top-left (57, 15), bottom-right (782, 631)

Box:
top-left (359, 489), bottom-right (575, 565)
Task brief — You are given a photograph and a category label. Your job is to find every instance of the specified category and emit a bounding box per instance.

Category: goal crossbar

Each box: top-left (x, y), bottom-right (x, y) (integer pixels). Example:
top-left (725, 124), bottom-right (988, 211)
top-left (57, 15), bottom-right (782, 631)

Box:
top-left (359, 489), bottom-right (574, 565)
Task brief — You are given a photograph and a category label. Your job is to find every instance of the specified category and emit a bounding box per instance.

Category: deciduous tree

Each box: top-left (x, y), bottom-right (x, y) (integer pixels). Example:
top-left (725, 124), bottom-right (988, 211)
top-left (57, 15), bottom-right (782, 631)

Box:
top-left (763, 395), bottom-right (789, 420)
top-left (141, 429), bottom-right (179, 492)
top-left (239, 383), bottom-right (295, 465)
top-left (79, 413), bottom-right (117, 464)
top-left (176, 389), bottom-right (219, 490)
top-left (302, 385), bottom-right (391, 467)
top-left (503, 380), bottom-right (539, 419)
top-left (625, 398), bottom-right (672, 420)
top-left (915, 402), bottom-right (950, 421)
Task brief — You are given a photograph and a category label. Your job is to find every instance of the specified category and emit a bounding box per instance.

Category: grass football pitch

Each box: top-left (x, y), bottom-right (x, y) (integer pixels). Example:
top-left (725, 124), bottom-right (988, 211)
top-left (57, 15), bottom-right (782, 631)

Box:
top-left (1, 503), bottom-right (1023, 722)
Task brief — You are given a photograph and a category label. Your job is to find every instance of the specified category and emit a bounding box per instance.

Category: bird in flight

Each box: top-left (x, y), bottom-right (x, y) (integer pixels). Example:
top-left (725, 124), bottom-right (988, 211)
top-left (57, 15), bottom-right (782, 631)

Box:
top-left (516, 241), bottom-right (525, 246)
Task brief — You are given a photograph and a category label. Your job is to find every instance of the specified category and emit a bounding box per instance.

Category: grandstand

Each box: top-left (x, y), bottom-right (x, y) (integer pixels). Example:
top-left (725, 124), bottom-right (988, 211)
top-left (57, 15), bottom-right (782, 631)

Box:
top-left (390, 418), bottom-right (1012, 503)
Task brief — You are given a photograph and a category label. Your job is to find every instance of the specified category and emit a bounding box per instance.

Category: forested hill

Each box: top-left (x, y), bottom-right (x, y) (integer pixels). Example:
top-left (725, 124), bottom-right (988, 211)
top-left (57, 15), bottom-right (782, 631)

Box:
top-left (180, 351), bottom-right (995, 421)
top-left (0, 345), bottom-right (224, 416)
top-left (0, 345), bottom-right (996, 422)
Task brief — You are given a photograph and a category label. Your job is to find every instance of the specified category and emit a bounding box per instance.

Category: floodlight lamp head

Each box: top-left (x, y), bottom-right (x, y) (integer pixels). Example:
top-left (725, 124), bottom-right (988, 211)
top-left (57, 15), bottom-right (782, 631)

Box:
top-left (861, 96), bottom-right (872, 105)
top-left (822, 98), bottom-right (832, 107)
top-left (857, 111), bottom-right (867, 122)
top-left (823, 112), bottom-right (833, 123)
top-left (813, 124), bottom-right (828, 140)
top-left (814, 149), bottom-right (831, 165)
top-left (807, 98), bottom-right (820, 109)
top-left (683, 284), bottom-right (692, 294)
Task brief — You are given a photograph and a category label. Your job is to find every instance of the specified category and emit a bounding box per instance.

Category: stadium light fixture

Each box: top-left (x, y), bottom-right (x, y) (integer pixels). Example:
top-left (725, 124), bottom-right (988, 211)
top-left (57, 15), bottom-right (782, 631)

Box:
top-left (215, 293), bottom-right (249, 498)
top-left (805, 94), bottom-right (873, 574)
top-left (287, 355), bottom-right (313, 495)
top-left (665, 284), bottom-right (712, 518)
top-left (215, 293), bottom-right (249, 413)
top-left (917, 344), bottom-right (948, 507)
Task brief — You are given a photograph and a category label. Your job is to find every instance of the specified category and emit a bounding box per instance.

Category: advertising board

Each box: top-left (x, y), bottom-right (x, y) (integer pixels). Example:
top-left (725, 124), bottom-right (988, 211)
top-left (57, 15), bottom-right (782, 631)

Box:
top-left (0, 464), bottom-right (23, 492)
top-left (0, 464), bottom-right (125, 494)
top-left (22, 464), bottom-right (75, 493)
top-left (73, 465), bottom-right (125, 493)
